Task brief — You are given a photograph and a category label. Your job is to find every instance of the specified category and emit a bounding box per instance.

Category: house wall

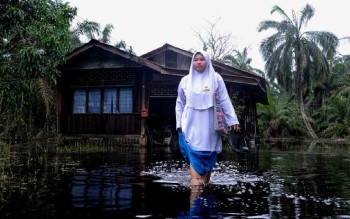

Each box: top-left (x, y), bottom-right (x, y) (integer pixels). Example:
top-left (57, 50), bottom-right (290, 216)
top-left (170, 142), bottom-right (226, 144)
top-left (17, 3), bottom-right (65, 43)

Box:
top-left (58, 68), bottom-right (144, 137)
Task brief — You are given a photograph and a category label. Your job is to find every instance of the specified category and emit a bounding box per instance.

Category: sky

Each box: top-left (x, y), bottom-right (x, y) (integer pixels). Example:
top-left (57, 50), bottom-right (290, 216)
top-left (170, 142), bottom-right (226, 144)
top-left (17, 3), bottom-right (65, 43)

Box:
top-left (64, 0), bottom-right (350, 70)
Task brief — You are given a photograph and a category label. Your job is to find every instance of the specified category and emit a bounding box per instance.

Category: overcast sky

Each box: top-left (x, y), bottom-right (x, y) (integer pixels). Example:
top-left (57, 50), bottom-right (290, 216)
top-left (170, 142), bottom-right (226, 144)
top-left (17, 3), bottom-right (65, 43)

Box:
top-left (64, 0), bottom-right (350, 70)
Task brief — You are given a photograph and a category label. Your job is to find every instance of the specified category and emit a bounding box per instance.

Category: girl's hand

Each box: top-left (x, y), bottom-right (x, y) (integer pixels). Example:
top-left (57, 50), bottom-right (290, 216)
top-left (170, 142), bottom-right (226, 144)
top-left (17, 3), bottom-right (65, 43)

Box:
top-left (229, 124), bottom-right (240, 132)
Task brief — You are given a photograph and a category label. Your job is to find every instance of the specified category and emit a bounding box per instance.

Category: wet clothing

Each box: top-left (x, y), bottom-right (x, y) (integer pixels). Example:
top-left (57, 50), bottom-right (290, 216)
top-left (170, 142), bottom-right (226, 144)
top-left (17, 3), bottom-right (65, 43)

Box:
top-left (178, 131), bottom-right (217, 176)
top-left (175, 50), bottom-right (239, 176)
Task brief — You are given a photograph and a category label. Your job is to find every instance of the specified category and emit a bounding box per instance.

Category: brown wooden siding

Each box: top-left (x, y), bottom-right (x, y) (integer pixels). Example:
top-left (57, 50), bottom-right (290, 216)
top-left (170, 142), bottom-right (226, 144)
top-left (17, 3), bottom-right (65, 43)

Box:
top-left (58, 67), bottom-right (145, 136)
top-left (150, 85), bottom-right (178, 97)
top-left (64, 114), bottom-right (141, 135)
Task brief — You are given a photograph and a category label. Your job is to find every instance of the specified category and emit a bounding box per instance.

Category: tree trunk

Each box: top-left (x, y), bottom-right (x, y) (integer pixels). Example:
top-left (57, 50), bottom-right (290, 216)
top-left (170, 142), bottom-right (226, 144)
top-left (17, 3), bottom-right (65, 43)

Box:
top-left (295, 44), bottom-right (318, 139)
top-left (298, 91), bottom-right (318, 139)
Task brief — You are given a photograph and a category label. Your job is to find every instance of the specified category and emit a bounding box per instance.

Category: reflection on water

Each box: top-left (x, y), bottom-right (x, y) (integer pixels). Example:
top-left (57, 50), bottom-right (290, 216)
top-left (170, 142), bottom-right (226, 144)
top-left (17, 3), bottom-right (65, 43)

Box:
top-left (141, 156), bottom-right (270, 218)
top-left (71, 167), bottom-right (134, 210)
top-left (177, 186), bottom-right (220, 218)
top-left (0, 142), bottom-right (350, 218)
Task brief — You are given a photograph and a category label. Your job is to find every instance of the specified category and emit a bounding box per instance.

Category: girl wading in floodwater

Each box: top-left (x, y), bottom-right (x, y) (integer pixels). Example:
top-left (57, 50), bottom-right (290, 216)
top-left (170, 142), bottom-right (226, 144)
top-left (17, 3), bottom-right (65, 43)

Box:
top-left (175, 50), bottom-right (240, 186)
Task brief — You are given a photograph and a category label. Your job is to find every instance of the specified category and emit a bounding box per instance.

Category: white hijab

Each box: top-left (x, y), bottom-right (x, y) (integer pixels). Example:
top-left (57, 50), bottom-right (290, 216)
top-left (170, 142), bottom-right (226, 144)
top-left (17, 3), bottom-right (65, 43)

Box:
top-left (185, 50), bottom-right (217, 110)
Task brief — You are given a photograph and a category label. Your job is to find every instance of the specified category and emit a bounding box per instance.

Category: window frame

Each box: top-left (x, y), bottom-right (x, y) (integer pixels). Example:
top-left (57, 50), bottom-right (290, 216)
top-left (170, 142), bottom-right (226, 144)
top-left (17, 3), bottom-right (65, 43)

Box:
top-left (72, 87), bottom-right (133, 114)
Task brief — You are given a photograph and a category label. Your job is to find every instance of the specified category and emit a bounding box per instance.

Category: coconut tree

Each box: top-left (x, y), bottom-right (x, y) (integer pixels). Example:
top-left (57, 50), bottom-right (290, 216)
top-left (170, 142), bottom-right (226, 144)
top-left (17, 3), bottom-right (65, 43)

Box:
top-left (258, 4), bottom-right (339, 139)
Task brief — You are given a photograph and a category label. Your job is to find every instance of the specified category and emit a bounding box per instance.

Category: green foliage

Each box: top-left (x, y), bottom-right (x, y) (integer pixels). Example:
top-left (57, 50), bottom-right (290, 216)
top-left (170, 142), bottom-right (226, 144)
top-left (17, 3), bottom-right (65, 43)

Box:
top-left (257, 90), bottom-right (307, 138)
top-left (332, 57), bottom-right (350, 97)
top-left (230, 90), bottom-right (245, 122)
top-left (310, 57), bottom-right (350, 139)
top-left (0, 0), bottom-right (76, 139)
top-left (314, 95), bottom-right (350, 138)
top-left (309, 56), bottom-right (350, 109)
top-left (222, 48), bottom-right (252, 70)
top-left (258, 4), bottom-right (339, 139)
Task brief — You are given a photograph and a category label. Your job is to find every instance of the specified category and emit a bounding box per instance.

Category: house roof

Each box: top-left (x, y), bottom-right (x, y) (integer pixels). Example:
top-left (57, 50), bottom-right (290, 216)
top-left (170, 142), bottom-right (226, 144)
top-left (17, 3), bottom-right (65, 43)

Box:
top-left (60, 39), bottom-right (168, 74)
top-left (142, 43), bottom-right (268, 104)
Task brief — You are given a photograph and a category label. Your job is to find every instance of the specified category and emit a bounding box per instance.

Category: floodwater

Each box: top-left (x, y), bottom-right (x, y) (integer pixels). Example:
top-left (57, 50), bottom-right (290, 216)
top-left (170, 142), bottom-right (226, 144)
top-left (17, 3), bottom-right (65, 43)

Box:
top-left (1, 141), bottom-right (350, 218)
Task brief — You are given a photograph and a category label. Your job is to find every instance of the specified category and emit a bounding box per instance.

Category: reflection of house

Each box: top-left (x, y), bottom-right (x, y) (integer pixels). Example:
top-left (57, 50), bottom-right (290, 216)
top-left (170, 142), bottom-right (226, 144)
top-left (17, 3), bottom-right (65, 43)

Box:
top-left (57, 39), bottom-right (268, 146)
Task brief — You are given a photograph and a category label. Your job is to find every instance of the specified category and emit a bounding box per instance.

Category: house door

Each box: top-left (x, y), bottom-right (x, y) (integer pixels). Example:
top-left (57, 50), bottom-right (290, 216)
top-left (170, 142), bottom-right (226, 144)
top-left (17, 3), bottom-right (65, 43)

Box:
top-left (148, 97), bottom-right (177, 133)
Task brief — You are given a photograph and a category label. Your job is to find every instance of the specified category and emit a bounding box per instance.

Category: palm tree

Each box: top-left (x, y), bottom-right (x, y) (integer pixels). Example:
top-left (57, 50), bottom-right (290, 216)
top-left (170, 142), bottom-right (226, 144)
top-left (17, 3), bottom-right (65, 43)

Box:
top-left (115, 40), bottom-right (135, 55)
top-left (222, 48), bottom-right (253, 71)
top-left (258, 4), bottom-right (339, 139)
top-left (222, 48), bottom-right (266, 77)
top-left (257, 90), bottom-right (306, 138)
top-left (332, 56), bottom-right (350, 97)
top-left (101, 24), bottom-right (114, 43)
top-left (314, 95), bottom-right (350, 138)
top-left (70, 20), bottom-right (101, 48)
top-left (70, 20), bottom-right (135, 54)
top-left (70, 21), bottom-right (115, 46)
top-left (73, 20), bottom-right (101, 39)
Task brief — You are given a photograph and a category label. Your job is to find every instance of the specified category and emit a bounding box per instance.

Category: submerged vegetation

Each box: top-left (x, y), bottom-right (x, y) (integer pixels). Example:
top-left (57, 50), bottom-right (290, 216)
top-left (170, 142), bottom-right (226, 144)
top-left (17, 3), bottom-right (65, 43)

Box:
top-left (56, 142), bottom-right (142, 154)
top-left (0, 141), bottom-right (58, 209)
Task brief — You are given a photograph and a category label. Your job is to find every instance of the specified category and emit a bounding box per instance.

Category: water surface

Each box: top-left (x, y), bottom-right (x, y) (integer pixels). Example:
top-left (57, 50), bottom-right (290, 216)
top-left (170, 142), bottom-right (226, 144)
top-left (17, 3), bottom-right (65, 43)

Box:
top-left (0, 142), bottom-right (350, 218)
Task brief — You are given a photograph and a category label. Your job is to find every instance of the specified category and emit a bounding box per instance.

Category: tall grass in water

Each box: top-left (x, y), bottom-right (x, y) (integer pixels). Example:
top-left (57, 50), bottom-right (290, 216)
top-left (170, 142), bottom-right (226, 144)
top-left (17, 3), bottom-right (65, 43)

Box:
top-left (57, 141), bottom-right (142, 154)
top-left (0, 141), bottom-right (13, 203)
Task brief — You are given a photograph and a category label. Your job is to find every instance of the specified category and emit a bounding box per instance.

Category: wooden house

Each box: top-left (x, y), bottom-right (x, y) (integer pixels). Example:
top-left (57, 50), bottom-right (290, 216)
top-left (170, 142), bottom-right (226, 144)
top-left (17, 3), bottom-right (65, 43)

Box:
top-left (57, 39), bottom-right (268, 146)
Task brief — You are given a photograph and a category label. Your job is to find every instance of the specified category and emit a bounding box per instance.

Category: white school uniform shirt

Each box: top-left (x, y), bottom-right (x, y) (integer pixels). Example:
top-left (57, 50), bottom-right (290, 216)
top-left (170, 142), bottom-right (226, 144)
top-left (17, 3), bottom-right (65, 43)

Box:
top-left (175, 72), bottom-right (239, 153)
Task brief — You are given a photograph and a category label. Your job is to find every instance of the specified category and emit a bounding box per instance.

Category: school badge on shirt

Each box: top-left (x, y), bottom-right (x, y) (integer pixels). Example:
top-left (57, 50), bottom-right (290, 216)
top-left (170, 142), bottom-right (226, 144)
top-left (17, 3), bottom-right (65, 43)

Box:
top-left (203, 86), bottom-right (210, 92)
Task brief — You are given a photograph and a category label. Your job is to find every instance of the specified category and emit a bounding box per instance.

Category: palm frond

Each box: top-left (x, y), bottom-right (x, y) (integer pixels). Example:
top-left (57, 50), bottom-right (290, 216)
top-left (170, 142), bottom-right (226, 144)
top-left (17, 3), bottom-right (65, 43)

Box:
top-left (101, 24), bottom-right (114, 43)
top-left (36, 78), bottom-right (54, 119)
top-left (271, 5), bottom-right (292, 23)
top-left (74, 20), bottom-right (100, 39)
top-left (298, 4), bottom-right (314, 29)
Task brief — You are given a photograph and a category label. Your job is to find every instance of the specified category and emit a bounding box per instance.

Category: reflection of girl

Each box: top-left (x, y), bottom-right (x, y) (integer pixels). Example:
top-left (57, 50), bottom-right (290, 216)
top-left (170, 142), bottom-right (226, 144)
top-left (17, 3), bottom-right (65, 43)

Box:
top-left (175, 51), bottom-right (240, 186)
top-left (178, 186), bottom-right (219, 218)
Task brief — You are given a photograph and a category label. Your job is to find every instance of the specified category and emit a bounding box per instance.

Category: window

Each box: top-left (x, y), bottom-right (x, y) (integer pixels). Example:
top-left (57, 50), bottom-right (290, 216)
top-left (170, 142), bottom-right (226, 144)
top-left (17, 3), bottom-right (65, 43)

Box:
top-left (103, 88), bottom-right (117, 113)
top-left (119, 87), bottom-right (132, 113)
top-left (72, 87), bottom-right (133, 114)
top-left (88, 88), bottom-right (101, 113)
top-left (73, 89), bottom-right (86, 113)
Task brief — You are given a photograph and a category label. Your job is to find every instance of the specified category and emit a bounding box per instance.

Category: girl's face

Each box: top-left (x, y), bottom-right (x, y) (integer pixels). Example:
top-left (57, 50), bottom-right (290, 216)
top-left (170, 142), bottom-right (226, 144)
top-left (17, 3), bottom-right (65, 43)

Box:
top-left (193, 53), bottom-right (207, 73)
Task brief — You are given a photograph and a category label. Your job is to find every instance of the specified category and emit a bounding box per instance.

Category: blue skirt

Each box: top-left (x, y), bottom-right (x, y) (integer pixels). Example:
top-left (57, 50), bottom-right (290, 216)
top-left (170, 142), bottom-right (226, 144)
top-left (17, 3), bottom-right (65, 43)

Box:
top-left (178, 131), bottom-right (217, 176)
